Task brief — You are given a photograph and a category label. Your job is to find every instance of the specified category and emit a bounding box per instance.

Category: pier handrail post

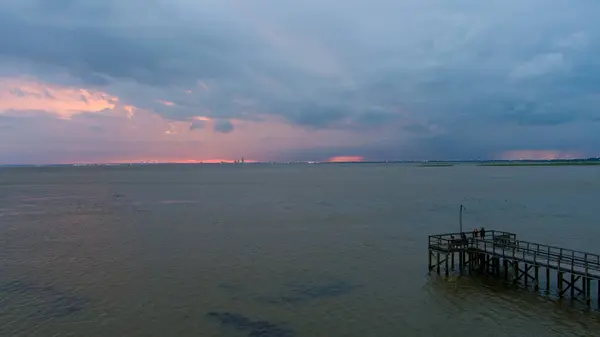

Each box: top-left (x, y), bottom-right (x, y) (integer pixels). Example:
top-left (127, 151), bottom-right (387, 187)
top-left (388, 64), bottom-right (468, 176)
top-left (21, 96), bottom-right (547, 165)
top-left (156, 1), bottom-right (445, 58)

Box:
top-left (558, 248), bottom-right (562, 269)
top-left (547, 246), bottom-right (550, 265)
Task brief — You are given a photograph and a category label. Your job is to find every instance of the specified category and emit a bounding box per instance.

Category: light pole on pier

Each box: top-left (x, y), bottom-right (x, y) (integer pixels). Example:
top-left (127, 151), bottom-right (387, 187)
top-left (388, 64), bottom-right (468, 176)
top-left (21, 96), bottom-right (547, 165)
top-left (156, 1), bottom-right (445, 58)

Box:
top-left (459, 204), bottom-right (466, 234)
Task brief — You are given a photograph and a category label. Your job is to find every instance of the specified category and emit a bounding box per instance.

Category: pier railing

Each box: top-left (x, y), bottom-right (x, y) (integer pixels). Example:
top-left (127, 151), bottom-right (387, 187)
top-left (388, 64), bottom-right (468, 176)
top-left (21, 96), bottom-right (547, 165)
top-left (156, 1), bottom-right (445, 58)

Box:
top-left (428, 230), bottom-right (517, 250)
top-left (475, 237), bottom-right (600, 274)
top-left (429, 230), bottom-right (600, 275)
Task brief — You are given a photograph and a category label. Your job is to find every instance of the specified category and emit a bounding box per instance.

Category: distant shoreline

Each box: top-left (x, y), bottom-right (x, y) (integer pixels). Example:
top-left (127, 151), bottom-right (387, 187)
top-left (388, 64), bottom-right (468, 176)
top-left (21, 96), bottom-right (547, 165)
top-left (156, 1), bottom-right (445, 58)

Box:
top-left (418, 163), bottom-right (455, 167)
top-left (1, 158), bottom-right (599, 167)
top-left (478, 161), bottom-right (600, 167)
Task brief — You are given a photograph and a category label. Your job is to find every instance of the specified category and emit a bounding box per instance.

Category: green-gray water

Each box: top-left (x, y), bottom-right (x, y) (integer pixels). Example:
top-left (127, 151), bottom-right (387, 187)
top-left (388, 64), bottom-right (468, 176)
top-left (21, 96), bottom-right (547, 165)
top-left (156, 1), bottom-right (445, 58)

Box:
top-left (1, 164), bottom-right (600, 336)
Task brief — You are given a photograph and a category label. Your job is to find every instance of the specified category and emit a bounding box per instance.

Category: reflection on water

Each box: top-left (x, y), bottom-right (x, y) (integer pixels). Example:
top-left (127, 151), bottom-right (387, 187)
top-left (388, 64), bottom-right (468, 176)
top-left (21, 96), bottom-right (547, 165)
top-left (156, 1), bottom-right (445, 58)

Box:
top-left (207, 311), bottom-right (295, 337)
top-left (0, 164), bottom-right (599, 336)
top-left (256, 280), bottom-right (363, 304)
top-left (0, 279), bottom-right (89, 320)
top-left (425, 274), bottom-right (600, 335)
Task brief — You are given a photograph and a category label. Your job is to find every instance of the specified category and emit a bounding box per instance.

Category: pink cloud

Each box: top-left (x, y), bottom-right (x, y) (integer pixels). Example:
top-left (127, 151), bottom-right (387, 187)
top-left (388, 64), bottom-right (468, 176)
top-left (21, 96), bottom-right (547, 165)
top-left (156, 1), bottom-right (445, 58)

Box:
top-left (0, 77), bottom-right (117, 119)
top-left (0, 75), bottom-right (410, 164)
top-left (0, 77), bottom-right (374, 164)
top-left (497, 150), bottom-right (583, 160)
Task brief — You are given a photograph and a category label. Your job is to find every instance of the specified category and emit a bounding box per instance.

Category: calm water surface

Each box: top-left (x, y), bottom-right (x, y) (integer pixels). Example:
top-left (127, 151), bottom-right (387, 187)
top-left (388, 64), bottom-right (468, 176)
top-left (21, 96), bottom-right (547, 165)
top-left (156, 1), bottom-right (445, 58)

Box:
top-left (1, 164), bottom-right (599, 336)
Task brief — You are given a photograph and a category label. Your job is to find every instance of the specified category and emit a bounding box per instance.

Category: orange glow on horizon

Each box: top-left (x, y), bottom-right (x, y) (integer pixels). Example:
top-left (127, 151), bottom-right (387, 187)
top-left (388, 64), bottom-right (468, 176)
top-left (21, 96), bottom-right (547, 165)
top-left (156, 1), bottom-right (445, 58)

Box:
top-left (498, 150), bottom-right (582, 160)
top-left (328, 155), bottom-right (364, 162)
top-left (192, 116), bottom-right (211, 121)
top-left (157, 99), bottom-right (175, 106)
top-left (65, 158), bottom-right (259, 164)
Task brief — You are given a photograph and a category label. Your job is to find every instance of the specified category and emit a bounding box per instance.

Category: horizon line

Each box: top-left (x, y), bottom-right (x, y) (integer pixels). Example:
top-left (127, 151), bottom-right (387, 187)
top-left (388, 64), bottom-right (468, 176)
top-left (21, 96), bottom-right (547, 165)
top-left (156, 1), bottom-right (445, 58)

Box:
top-left (1, 157), bottom-right (599, 167)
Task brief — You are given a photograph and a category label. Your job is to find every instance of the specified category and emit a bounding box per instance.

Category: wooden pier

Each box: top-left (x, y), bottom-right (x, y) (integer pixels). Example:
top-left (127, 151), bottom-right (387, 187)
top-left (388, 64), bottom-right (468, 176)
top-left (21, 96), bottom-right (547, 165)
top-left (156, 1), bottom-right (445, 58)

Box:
top-left (428, 230), bottom-right (600, 308)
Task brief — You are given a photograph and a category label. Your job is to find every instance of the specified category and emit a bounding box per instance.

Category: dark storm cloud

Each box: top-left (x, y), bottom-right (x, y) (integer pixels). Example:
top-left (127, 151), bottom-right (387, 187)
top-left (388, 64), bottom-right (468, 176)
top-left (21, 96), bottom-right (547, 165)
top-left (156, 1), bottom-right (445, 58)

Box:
top-left (2, 0), bottom-right (600, 160)
top-left (213, 119), bottom-right (234, 133)
top-left (87, 125), bottom-right (103, 133)
top-left (189, 120), bottom-right (206, 131)
top-left (0, 7), bottom-right (256, 87)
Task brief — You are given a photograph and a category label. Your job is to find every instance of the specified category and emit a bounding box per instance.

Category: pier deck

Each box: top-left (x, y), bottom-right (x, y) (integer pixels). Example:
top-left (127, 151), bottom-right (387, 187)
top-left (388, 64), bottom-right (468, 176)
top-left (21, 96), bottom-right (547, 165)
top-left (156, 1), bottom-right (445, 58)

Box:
top-left (428, 230), bottom-right (600, 308)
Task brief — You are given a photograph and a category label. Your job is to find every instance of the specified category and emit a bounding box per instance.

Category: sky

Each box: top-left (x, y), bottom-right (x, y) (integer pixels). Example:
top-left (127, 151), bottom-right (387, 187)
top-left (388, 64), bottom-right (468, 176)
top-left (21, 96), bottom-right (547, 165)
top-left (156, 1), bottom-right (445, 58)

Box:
top-left (1, 0), bottom-right (599, 164)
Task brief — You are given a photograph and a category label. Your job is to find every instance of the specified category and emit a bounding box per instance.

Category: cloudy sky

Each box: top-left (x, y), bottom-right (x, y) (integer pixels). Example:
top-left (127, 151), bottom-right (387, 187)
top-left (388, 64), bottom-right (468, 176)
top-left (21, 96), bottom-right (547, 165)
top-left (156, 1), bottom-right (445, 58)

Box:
top-left (1, 0), bottom-right (599, 164)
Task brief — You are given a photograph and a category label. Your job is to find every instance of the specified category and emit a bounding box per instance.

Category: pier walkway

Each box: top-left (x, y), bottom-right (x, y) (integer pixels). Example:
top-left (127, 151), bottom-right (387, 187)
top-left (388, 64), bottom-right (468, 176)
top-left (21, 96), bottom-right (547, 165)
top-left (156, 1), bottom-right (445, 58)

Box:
top-left (428, 230), bottom-right (600, 308)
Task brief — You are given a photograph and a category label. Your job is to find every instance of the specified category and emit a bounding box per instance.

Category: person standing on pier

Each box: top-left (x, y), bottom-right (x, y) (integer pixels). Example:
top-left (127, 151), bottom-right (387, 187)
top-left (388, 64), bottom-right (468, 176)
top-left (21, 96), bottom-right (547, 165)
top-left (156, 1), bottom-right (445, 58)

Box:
top-left (480, 227), bottom-right (486, 238)
top-left (473, 227), bottom-right (479, 239)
